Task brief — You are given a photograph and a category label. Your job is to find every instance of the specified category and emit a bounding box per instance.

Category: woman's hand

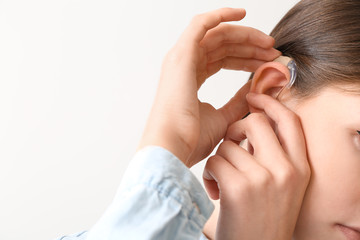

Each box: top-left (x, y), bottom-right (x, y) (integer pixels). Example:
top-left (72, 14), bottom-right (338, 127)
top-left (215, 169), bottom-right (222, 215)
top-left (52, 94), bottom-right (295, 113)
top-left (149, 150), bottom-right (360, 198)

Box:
top-left (138, 8), bottom-right (280, 167)
top-left (203, 93), bottom-right (311, 240)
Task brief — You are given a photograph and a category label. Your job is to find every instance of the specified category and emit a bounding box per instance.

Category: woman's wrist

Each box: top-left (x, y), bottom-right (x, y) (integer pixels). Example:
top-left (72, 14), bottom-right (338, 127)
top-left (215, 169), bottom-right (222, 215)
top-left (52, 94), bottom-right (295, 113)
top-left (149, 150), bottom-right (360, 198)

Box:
top-left (138, 127), bottom-right (195, 168)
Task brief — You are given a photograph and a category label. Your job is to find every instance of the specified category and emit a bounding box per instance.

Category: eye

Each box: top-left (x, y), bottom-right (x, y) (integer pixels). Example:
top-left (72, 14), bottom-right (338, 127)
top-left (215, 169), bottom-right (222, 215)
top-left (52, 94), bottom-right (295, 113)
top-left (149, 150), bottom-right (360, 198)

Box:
top-left (358, 131), bottom-right (360, 135)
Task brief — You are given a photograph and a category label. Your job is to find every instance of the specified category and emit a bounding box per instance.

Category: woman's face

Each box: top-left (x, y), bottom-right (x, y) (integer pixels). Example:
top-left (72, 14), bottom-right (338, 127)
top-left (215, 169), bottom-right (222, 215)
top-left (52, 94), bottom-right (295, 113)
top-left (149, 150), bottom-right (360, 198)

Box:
top-left (288, 86), bottom-right (360, 240)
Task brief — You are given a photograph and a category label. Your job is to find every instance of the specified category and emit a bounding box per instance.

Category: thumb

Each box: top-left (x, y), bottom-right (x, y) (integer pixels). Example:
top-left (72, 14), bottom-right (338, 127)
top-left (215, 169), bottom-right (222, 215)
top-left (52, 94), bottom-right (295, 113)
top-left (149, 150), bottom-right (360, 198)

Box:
top-left (219, 80), bottom-right (251, 125)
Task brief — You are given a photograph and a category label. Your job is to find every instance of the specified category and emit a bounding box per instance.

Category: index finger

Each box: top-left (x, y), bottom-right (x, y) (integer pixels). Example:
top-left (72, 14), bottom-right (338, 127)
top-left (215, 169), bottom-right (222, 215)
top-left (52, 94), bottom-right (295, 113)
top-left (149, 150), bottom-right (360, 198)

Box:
top-left (180, 8), bottom-right (246, 44)
top-left (246, 93), bottom-right (308, 172)
top-left (201, 25), bottom-right (276, 52)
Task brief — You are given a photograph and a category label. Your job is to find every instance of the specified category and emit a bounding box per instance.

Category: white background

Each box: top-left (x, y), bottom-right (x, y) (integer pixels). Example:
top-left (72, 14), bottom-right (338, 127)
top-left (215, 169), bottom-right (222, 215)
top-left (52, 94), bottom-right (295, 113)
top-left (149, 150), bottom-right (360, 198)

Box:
top-left (0, 0), bottom-right (299, 239)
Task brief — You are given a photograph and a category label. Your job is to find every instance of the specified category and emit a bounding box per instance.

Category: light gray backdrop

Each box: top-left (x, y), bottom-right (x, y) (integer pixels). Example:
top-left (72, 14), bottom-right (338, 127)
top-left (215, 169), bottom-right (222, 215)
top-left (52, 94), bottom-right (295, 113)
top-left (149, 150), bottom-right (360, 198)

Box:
top-left (0, 0), bottom-right (299, 239)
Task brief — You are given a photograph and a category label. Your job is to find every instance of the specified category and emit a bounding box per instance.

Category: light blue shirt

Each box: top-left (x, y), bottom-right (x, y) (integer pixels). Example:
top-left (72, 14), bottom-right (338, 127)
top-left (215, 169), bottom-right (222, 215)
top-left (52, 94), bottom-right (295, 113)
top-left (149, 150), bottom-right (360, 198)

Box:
top-left (55, 146), bottom-right (215, 240)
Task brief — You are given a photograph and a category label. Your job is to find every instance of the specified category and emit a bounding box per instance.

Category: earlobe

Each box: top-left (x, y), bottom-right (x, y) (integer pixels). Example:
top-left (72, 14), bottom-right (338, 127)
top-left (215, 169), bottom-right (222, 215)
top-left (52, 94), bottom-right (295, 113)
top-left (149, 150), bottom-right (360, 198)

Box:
top-left (250, 62), bottom-right (291, 98)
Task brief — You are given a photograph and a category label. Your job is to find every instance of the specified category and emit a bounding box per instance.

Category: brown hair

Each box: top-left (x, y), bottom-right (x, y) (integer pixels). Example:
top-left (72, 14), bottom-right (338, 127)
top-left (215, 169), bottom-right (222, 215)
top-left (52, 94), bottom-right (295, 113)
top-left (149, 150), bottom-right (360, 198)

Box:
top-left (270, 0), bottom-right (360, 98)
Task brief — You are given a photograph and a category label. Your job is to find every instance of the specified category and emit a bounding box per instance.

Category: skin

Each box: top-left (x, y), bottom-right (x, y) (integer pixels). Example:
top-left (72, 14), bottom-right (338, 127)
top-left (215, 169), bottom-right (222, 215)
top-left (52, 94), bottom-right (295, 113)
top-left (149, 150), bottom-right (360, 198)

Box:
top-left (202, 58), bottom-right (311, 239)
top-left (138, 8), bottom-right (281, 167)
top-left (290, 87), bottom-right (360, 240)
top-left (203, 93), bottom-right (310, 240)
top-left (139, 6), bottom-right (360, 240)
top-left (139, 7), bottom-right (311, 240)
top-left (205, 86), bottom-right (360, 240)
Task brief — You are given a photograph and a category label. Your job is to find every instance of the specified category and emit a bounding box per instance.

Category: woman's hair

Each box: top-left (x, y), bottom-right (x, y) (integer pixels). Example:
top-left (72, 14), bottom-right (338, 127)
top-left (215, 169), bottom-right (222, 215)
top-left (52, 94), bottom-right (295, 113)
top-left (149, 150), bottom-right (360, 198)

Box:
top-left (270, 0), bottom-right (360, 98)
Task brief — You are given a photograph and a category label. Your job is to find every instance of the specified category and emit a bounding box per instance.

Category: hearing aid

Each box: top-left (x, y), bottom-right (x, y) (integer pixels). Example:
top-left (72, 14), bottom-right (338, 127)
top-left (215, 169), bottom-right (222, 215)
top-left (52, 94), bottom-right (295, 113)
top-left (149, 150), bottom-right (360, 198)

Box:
top-left (273, 55), bottom-right (297, 91)
top-left (273, 55), bottom-right (297, 99)
top-left (242, 56), bottom-right (297, 119)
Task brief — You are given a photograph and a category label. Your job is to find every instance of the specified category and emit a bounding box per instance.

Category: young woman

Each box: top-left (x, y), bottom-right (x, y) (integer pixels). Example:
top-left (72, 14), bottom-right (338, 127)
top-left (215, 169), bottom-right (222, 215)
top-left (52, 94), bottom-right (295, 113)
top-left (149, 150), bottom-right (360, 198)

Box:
top-left (56, 7), bottom-right (292, 240)
top-left (57, 0), bottom-right (360, 239)
top-left (204, 0), bottom-right (360, 239)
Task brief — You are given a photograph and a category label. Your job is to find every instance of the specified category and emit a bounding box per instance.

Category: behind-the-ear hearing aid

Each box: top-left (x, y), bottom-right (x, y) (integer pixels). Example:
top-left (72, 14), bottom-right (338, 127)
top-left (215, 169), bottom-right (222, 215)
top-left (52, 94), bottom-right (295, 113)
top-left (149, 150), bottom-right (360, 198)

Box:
top-left (273, 56), bottom-right (297, 99)
top-left (242, 55), bottom-right (297, 119)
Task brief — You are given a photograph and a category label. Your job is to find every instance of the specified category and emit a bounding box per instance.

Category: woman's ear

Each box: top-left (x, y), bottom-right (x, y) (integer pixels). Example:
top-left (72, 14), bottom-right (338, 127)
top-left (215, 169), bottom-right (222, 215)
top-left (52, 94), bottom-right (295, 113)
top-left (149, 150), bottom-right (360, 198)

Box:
top-left (250, 62), bottom-right (291, 98)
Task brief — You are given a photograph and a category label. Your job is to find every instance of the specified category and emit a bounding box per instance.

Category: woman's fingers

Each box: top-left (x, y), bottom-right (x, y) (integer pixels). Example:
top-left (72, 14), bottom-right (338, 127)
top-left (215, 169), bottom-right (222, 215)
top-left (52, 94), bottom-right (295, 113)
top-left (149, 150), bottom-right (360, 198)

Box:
top-left (226, 112), bottom-right (287, 172)
top-left (206, 57), bottom-right (265, 77)
top-left (203, 93), bottom-right (310, 240)
top-left (246, 93), bottom-right (309, 174)
top-left (180, 8), bottom-right (246, 44)
top-left (218, 80), bottom-right (251, 127)
top-left (224, 92), bottom-right (309, 178)
top-left (216, 140), bottom-right (263, 173)
top-left (207, 43), bottom-right (281, 63)
top-left (201, 24), bottom-right (276, 52)
top-left (203, 154), bottom-right (240, 200)
top-left (205, 43), bottom-right (280, 78)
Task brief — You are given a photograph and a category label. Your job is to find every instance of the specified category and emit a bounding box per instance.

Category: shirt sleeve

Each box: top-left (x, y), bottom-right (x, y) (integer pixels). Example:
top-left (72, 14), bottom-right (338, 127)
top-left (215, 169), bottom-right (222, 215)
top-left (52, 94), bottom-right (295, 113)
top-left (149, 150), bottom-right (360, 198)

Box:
top-left (55, 146), bottom-right (214, 240)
